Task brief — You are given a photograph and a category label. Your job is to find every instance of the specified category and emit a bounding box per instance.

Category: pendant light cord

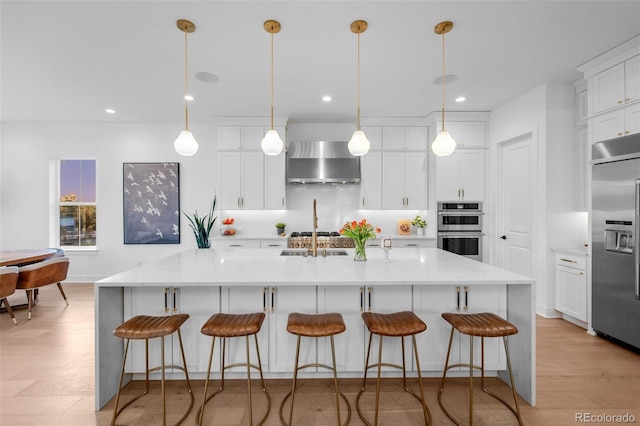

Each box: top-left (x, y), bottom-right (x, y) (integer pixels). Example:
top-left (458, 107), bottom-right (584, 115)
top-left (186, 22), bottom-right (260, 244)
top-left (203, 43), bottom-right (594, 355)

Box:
top-left (357, 31), bottom-right (361, 131)
top-left (441, 31), bottom-right (445, 131)
top-left (270, 30), bottom-right (275, 130)
top-left (184, 27), bottom-right (189, 131)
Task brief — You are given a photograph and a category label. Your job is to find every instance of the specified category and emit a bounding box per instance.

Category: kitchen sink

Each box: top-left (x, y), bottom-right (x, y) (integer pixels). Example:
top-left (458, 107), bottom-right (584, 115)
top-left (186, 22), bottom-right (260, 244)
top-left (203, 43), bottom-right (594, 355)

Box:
top-left (280, 249), bottom-right (349, 257)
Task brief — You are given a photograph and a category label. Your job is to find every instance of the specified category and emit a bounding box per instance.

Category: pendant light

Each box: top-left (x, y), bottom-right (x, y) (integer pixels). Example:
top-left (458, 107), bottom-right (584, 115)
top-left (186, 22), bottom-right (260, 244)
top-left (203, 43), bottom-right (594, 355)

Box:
top-left (348, 20), bottom-right (370, 157)
top-left (174, 19), bottom-right (198, 156)
top-left (431, 21), bottom-right (456, 157)
top-left (261, 20), bottom-right (284, 156)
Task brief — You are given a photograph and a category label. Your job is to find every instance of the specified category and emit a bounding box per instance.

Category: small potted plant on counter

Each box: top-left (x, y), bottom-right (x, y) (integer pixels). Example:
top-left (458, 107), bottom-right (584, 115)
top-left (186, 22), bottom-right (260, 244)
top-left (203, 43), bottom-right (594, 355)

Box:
top-left (411, 215), bottom-right (427, 236)
top-left (275, 223), bottom-right (286, 236)
top-left (183, 197), bottom-right (217, 248)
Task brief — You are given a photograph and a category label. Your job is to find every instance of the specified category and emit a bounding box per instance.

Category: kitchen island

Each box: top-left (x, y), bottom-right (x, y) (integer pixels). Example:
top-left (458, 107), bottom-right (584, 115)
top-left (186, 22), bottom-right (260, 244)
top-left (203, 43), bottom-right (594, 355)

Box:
top-left (95, 247), bottom-right (535, 409)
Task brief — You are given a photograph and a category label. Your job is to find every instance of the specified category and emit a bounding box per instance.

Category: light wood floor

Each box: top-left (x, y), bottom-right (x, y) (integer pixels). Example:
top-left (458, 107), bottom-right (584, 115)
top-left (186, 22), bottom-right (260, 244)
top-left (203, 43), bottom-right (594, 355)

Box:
top-left (1, 283), bottom-right (639, 425)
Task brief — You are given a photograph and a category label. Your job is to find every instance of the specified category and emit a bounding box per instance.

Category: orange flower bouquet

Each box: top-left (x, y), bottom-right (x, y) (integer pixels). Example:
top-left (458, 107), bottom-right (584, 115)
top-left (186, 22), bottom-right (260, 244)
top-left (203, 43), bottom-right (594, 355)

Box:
top-left (340, 219), bottom-right (381, 261)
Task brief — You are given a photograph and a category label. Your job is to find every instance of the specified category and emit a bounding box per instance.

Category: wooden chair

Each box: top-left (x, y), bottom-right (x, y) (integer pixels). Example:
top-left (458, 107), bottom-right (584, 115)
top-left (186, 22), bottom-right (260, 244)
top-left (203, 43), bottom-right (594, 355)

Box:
top-left (0, 266), bottom-right (19, 324)
top-left (16, 256), bottom-right (70, 319)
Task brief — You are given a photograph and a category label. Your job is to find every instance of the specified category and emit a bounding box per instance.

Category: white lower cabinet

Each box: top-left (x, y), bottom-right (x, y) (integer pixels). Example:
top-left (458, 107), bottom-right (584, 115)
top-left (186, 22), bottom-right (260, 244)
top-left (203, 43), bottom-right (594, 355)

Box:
top-left (317, 285), bottom-right (413, 372)
top-left (124, 286), bottom-right (220, 374)
top-left (221, 285), bottom-right (316, 374)
top-left (555, 253), bottom-right (588, 322)
top-left (413, 285), bottom-right (507, 372)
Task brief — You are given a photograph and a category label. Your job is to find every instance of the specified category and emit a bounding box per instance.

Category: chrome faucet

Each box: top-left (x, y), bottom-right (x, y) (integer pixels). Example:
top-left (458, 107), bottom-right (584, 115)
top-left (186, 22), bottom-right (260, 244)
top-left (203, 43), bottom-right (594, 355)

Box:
top-left (311, 198), bottom-right (318, 257)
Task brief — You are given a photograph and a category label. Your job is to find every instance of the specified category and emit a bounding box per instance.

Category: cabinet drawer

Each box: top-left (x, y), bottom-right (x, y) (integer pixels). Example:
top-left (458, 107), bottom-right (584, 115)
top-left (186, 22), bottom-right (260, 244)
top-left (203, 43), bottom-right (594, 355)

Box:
top-left (217, 240), bottom-right (261, 248)
top-left (555, 253), bottom-right (586, 270)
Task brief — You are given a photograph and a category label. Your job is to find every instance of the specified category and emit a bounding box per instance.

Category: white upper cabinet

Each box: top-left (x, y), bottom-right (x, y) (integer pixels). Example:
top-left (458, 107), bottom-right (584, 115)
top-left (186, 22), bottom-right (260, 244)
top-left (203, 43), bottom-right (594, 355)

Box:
top-left (218, 126), bottom-right (266, 150)
top-left (588, 54), bottom-right (640, 116)
top-left (382, 127), bottom-right (428, 150)
top-left (625, 55), bottom-right (640, 104)
top-left (360, 126), bottom-right (383, 150)
top-left (436, 150), bottom-right (485, 201)
top-left (435, 121), bottom-right (486, 148)
top-left (218, 151), bottom-right (264, 209)
top-left (382, 152), bottom-right (427, 209)
top-left (590, 102), bottom-right (640, 142)
top-left (360, 151), bottom-right (382, 209)
top-left (265, 153), bottom-right (286, 209)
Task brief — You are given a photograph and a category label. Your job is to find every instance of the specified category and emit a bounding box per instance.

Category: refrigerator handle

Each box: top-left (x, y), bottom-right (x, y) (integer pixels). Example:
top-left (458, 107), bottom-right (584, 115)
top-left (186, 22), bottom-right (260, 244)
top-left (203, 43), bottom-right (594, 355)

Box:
top-left (636, 179), bottom-right (640, 299)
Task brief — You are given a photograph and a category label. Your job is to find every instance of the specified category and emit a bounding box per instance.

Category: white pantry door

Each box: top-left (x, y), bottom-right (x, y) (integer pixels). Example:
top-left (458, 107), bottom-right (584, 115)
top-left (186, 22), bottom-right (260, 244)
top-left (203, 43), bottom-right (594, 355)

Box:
top-left (497, 134), bottom-right (535, 278)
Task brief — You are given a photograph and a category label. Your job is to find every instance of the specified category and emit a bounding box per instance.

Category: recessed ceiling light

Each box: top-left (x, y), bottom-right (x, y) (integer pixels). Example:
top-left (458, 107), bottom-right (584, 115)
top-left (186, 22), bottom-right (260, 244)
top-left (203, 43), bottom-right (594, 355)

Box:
top-left (184, 94), bottom-right (194, 101)
top-left (322, 95), bottom-right (332, 102)
top-left (455, 96), bottom-right (466, 103)
top-left (105, 108), bottom-right (116, 114)
top-left (195, 71), bottom-right (219, 84)
top-left (432, 74), bottom-right (458, 85)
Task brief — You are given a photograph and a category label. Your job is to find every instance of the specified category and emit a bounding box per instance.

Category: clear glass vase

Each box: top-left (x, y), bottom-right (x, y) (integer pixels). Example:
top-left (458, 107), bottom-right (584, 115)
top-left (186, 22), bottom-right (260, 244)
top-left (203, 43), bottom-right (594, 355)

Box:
top-left (354, 240), bottom-right (367, 261)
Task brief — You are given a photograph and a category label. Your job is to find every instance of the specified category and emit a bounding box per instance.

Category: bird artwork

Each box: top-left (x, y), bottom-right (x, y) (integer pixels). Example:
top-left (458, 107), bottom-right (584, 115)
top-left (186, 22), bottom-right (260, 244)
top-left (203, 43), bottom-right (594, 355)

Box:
top-left (123, 162), bottom-right (180, 245)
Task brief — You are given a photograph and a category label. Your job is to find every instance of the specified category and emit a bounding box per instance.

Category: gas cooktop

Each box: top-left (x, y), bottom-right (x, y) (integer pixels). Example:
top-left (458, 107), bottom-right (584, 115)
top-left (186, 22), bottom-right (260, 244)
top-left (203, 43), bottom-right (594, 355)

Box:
top-left (289, 231), bottom-right (341, 238)
top-left (287, 231), bottom-right (354, 248)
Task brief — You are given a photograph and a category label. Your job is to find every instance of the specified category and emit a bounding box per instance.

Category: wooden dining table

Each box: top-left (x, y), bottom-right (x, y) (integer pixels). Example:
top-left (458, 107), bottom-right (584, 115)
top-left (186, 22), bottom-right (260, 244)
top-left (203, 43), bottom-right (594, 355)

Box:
top-left (0, 248), bottom-right (60, 267)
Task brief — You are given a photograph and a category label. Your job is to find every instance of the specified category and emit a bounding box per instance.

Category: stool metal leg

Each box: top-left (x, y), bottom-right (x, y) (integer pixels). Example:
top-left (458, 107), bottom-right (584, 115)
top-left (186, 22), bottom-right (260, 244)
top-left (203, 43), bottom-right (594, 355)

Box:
top-left (287, 335), bottom-right (302, 426)
top-left (246, 335), bottom-right (254, 426)
top-left (198, 335), bottom-right (217, 425)
top-left (111, 339), bottom-right (151, 426)
top-left (357, 332), bottom-right (431, 426)
top-left (439, 327), bottom-right (524, 426)
top-left (412, 335), bottom-right (432, 426)
top-left (330, 335), bottom-right (342, 426)
top-left (253, 333), bottom-right (272, 424)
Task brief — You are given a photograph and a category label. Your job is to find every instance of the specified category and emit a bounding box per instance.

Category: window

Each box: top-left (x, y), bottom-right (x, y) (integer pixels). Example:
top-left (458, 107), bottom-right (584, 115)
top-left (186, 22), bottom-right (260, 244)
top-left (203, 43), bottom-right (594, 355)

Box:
top-left (59, 159), bottom-right (96, 247)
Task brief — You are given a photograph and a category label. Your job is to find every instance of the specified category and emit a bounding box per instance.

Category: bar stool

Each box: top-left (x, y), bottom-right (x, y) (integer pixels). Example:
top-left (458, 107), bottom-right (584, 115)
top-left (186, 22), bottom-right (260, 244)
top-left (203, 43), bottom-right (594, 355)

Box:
top-left (280, 312), bottom-right (351, 426)
top-left (438, 312), bottom-right (523, 426)
top-left (356, 311), bottom-right (431, 426)
top-left (198, 312), bottom-right (270, 426)
top-left (111, 314), bottom-right (194, 426)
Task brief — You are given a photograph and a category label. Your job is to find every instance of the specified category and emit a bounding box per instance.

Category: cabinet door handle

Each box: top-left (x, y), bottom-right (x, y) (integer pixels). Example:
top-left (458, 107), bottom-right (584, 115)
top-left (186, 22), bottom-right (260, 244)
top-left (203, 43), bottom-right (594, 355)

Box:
top-left (271, 287), bottom-right (276, 313)
top-left (625, 131), bottom-right (630, 135)
top-left (618, 133), bottom-right (623, 136)
top-left (266, 244), bottom-right (280, 247)
top-left (458, 188), bottom-right (461, 199)
top-left (618, 100), bottom-right (624, 104)
top-left (368, 287), bottom-right (372, 312)
top-left (406, 243), bottom-right (418, 247)
top-left (164, 287), bottom-right (169, 313)
top-left (461, 188), bottom-right (465, 199)
top-left (173, 288), bottom-right (178, 313)
top-left (360, 287), bottom-right (364, 312)
top-left (262, 287), bottom-right (267, 312)
top-left (626, 97), bottom-right (630, 102)
top-left (237, 197), bottom-right (241, 207)
top-left (560, 258), bottom-right (577, 264)
top-left (455, 286), bottom-right (461, 311)
top-left (463, 286), bottom-right (469, 311)
top-left (362, 197), bottom-right (365, 207)
top-left (281, 196), bottom-right (285, 206)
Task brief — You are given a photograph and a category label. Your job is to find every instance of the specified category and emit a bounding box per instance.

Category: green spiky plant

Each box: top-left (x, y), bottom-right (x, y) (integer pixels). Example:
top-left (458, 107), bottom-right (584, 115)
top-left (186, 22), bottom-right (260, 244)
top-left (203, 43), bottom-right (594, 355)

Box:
top-left (183, 197), bottom-right (217, 248)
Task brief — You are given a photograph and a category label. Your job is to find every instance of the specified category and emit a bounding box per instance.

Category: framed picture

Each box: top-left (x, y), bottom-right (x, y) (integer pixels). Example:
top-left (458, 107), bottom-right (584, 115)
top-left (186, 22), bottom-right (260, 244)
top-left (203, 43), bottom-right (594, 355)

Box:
top-left (123, 162), bottom-right (180, 244)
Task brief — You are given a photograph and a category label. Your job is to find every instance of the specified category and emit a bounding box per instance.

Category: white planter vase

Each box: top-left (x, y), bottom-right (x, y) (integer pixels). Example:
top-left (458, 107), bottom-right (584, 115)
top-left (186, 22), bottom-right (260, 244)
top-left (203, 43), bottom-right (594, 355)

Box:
top-left (416, 228), bottom-right (425, 236)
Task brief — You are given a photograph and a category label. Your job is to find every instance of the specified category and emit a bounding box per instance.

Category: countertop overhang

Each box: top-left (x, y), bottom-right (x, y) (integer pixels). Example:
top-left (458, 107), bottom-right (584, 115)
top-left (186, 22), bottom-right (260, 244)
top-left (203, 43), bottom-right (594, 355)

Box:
top-left (96, 248), bottom-right (533, 287)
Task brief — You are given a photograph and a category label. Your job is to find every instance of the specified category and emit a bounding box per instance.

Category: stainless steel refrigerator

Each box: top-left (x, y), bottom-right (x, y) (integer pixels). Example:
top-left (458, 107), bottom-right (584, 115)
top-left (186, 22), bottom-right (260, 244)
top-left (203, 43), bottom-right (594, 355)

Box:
top-left (592, 134), bottom-right (640, 350)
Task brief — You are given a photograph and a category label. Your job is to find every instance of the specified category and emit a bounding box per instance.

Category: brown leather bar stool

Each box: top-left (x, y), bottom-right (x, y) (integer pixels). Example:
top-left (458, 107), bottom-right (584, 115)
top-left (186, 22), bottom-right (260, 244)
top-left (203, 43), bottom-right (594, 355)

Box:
top-left (111, 314), bottom-right (194, 426)
top-left (438, 312), bottom-right (523, 426)
top-left (16, 256), bottom-right (69, 319)
top-left (356, 311), bottom-right (431, 426)
top-left (280, 312), bottom-right (351, 426)
top-left (198, 312), bottom-right (270, 426)
top-left (0, 266), bottom-right (19, 324)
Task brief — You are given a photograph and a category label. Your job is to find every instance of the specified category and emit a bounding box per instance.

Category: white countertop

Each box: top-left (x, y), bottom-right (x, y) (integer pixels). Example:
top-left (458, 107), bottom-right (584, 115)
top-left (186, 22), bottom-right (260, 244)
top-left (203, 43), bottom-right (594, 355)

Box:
top-left (97, 248), bottom-right (533, 287)
top-left (552, 247), bottom-right (589, 257)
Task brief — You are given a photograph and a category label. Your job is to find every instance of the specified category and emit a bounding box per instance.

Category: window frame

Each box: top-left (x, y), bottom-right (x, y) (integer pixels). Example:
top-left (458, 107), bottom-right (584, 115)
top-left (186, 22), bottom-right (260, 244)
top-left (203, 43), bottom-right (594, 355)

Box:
top-left (51, 158), bottom-right (98, 251)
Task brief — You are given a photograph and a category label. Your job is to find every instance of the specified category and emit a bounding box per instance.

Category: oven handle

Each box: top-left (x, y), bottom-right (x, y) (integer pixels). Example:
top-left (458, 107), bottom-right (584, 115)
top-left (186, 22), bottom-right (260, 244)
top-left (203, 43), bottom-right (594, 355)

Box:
top-left (438, 211), bottom-right (485, 216)
top-left (438, 232), bottom-right (485, 237)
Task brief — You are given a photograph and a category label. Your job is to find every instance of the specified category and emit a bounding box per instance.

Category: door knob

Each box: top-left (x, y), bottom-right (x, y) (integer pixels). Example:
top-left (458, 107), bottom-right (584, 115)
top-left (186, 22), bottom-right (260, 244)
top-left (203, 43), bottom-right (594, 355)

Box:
top-left (500, 235), bottom-right (507, 240)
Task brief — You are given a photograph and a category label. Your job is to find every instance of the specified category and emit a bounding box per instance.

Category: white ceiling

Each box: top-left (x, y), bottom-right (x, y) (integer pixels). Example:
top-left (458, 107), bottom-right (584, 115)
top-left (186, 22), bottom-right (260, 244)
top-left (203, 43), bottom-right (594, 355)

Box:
top-left (1, 1), bottom-right (639, 124)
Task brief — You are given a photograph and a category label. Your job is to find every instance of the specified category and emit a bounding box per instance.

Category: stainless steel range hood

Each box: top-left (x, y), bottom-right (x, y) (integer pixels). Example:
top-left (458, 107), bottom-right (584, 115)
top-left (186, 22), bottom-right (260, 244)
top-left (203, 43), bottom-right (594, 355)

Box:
top-left (286, 141), bottom-right (361, 184)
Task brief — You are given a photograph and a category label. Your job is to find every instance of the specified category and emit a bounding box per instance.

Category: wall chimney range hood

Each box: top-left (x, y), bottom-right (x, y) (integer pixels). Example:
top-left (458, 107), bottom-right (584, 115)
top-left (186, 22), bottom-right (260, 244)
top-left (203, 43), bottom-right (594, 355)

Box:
top-left (286, 141), bottom-right (361, 184)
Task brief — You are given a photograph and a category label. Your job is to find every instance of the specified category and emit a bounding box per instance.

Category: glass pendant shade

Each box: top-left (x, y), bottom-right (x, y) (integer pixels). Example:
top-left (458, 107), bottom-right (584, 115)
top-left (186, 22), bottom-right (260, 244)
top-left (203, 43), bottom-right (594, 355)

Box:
top-left (431, 129), bottom-right (456, 156)
top-left (261, 129), bottom-right (284, 156)
top-left (174, 130), bottom-right (199, 156)
top-left (348, 130), bottom-right (370, 156)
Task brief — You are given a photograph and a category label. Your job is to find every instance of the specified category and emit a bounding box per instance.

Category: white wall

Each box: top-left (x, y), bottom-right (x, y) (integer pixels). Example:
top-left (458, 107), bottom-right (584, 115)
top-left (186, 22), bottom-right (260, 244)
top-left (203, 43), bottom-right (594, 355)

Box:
top-left (488, 82), bottom-right (587, 317)
top-left (0, 121), bottom-right (426, 281)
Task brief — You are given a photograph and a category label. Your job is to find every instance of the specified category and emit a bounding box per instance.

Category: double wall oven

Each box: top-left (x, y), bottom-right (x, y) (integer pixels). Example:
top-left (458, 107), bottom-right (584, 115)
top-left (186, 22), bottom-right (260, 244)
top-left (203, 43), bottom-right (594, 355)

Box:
top-left (437, 202), bottom-right (484, 262)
